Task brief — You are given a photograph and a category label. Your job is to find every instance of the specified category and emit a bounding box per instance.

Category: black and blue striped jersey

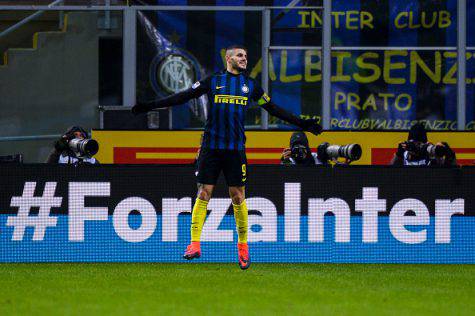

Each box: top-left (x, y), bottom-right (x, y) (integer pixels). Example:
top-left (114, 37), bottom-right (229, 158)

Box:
top-left (190, 70), bottom-right (270, 150)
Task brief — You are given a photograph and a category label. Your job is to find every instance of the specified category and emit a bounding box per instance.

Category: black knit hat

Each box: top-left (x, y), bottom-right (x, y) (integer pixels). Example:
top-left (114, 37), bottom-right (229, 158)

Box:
top-left (290, 131), bottom-right (309, 148)
top-left (65, 126), bottom-right (88, 139)
top-left (408, 123), bottom-right (427, 143)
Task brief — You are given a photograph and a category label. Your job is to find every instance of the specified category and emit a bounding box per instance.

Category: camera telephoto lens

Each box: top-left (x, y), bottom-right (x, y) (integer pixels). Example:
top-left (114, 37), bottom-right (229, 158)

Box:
top-left (68, 139), bottom-right (99, 157)
top-left (325, 144), bottom-right (362, 161)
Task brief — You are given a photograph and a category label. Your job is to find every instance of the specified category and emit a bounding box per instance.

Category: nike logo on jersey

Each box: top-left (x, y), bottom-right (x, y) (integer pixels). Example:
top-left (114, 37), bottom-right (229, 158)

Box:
top-left (216, 85), bottom-right (226, 89)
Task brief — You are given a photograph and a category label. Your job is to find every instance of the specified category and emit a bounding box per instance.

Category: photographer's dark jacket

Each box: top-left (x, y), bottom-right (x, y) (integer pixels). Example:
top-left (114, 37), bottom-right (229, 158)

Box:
top-left (46, 149), bottom-right (98, 165)
top-left (285, 153), bottom-right (327, 166)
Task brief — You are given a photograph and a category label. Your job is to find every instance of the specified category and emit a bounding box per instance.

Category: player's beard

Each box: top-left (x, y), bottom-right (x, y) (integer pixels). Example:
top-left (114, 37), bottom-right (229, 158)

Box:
top-left (231, 59), bottom-right (246, 73)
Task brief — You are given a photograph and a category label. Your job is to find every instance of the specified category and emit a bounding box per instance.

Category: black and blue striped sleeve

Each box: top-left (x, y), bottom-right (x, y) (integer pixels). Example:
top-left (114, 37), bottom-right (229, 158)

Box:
top-left (136, 76), bottom-right (211, 111)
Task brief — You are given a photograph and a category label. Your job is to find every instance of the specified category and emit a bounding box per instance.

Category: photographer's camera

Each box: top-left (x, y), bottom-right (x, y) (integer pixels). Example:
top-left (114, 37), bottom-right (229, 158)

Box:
top-left (68, 138), bottom-right (99, 158)
top-left (290, 144), bottom-right (308, 162)
top-left (317, 142), bottom-right (362, 162)
top-left (402, 140), bottom-right (448, 160)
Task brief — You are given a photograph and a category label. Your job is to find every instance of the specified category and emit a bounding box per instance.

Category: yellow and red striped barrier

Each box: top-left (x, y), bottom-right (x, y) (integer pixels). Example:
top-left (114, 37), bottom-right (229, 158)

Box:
top-left (92, 130), bottom-right (475, 165)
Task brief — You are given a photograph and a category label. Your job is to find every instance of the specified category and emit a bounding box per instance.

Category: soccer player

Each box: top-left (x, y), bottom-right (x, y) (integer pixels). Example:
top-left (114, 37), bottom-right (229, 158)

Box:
top-left (132, 45), bottom-right (322, 269)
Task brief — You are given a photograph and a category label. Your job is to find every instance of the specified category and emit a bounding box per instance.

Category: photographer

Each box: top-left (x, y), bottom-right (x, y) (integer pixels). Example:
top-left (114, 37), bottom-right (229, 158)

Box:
top-left (281, 132), bottom-right (324, 165)
top-left (46, 126), bottom-right (99, 165)
top-left (281, 132), bottom-right (360, 166)
top-left (391, 123), bottom-right (457, 166)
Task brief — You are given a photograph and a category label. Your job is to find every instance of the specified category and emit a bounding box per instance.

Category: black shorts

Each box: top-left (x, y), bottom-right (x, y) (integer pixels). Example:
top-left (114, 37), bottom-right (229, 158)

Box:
top-left (196, 149), bottom-right (247, 187)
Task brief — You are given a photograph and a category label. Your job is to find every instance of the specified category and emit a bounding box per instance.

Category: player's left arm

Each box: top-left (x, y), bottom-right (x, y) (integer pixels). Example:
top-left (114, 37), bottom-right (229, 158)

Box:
top-left (252, 85), bottom-right (322, 135)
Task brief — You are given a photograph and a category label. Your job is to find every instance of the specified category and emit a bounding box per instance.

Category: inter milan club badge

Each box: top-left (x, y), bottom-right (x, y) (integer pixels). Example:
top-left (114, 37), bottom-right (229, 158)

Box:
top-left (242, 84), bottom-right (249, 94)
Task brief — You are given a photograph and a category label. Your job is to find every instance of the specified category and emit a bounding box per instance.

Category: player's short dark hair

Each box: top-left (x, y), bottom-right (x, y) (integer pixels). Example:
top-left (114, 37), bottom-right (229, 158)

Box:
top-left (225, 45), bottom-right (248, 54)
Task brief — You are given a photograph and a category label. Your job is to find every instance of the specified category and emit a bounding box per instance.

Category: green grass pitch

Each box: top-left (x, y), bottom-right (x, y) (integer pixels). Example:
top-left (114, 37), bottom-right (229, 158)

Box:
top-left (0, 263), bottom-right (473, 315)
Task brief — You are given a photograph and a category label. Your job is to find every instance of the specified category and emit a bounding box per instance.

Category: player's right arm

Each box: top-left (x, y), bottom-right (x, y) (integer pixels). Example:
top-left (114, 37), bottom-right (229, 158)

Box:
top-left (251, 84), bottom-right (322, 136)
top-left (132, 77), bottom-right (211, 114)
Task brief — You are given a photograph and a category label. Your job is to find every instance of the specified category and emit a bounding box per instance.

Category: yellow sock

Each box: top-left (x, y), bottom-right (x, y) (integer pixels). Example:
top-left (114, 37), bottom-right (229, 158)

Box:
top-left (191, 198), bottom-right (208, 242)
top-left (233, 200), bottom-right (248, 244)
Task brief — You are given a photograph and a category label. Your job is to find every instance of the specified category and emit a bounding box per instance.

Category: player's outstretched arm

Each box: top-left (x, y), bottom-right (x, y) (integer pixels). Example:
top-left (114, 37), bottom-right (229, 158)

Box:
top-left (132, 79), bottom-right (210, 114)
top-left (261, 102), bottom-right (323, 135)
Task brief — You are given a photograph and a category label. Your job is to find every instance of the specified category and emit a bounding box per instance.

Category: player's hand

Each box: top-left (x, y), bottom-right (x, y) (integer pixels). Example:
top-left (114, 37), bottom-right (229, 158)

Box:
top-left (301, 119), bottom-right (322, 135)
top-left (131, 103), bottom-right (150, 115)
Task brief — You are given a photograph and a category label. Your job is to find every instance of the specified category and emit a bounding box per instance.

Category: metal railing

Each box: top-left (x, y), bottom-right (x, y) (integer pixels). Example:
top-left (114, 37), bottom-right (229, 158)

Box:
top-left (0, 134), bottom-right (61, 142)
top-left (0, 0), bottom-right (64, 40)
